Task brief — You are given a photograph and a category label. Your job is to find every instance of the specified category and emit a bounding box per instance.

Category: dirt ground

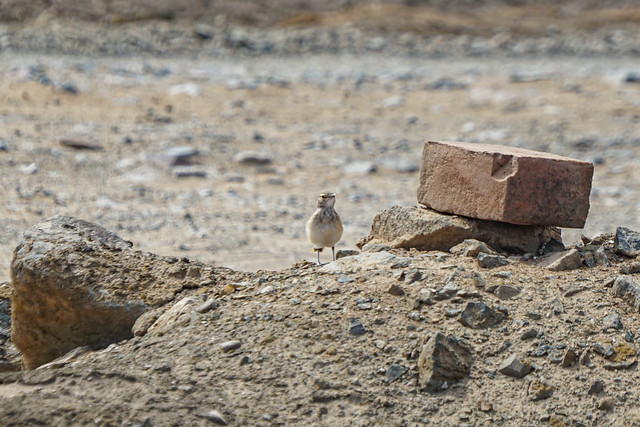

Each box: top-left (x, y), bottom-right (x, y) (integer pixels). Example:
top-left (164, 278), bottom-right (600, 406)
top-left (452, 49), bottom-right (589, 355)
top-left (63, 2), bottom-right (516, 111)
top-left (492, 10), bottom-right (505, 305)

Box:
top-left (0, 0), bottom-right (640, 425)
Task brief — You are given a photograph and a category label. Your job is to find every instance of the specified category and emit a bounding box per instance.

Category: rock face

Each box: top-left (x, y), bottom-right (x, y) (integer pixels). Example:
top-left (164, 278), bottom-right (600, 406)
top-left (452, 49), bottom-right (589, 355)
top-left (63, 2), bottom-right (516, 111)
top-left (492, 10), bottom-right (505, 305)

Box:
top-left (11, 216), bottom-right (218, 369)
top-left (357, 205), bottom-right (560, 254)
top-left (540, 248), bottom-right (582, 271)
top-left (417, 140), bottom-right (594, 228)
top-left (418, 333), bottom-right (473, 392)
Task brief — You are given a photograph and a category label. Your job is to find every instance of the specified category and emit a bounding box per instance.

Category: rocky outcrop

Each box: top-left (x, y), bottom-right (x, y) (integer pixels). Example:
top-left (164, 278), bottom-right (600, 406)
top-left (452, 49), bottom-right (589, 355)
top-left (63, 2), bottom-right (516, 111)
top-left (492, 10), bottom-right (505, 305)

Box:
top-left (417, 140), bottom-right (593, 228)
top-left (11, 216), bottom-right (218, 369)
top-left (357, 205), bottom-right (561, 254)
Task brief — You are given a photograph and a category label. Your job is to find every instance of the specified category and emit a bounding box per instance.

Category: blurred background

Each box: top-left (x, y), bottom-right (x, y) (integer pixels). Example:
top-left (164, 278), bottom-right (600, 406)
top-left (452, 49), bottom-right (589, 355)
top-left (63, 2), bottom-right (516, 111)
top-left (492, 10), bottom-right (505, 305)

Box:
top-left (0, 0), bottom-right (639, 277)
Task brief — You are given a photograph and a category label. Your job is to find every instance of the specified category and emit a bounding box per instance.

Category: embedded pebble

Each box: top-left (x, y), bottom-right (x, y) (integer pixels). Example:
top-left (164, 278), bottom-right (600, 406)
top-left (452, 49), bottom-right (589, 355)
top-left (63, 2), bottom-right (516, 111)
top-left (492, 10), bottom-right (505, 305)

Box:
top-left (219, 340), bottom-right (242, 352)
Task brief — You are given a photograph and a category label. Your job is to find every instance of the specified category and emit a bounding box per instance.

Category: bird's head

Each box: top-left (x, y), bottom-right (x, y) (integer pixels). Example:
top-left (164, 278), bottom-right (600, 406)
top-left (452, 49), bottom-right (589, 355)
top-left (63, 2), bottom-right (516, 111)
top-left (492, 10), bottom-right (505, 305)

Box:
top-left (317, 192), bottom-right (336, 208)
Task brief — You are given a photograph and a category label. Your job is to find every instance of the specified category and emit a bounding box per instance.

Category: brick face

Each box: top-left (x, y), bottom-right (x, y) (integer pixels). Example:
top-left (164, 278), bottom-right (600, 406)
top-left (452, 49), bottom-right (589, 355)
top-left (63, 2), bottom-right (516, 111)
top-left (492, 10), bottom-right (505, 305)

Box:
top-left (417, 140), bottom-right (594, 228)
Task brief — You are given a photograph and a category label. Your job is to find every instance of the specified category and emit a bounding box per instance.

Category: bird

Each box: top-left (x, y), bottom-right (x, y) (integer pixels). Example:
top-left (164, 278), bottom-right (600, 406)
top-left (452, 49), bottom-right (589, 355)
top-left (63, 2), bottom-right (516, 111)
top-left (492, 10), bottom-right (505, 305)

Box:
top-left (306, 192), bottom-right (343, 265)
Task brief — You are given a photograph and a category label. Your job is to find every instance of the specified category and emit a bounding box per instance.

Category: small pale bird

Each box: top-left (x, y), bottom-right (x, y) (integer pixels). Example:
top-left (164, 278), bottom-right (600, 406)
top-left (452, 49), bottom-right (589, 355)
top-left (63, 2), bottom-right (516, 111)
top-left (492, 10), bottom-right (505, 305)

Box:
top-left (306, 192), bottom-right (343, 265)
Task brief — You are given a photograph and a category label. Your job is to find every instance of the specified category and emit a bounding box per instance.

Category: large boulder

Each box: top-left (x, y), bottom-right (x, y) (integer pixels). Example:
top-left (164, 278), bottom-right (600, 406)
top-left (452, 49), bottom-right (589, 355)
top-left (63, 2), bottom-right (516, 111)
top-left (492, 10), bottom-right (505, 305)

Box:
top-left (11, 216), bottom-right (217, 369)
top-left (357, 205), bottom-right (561, 254)
top-left (417, 140), bottom-right (593, 228)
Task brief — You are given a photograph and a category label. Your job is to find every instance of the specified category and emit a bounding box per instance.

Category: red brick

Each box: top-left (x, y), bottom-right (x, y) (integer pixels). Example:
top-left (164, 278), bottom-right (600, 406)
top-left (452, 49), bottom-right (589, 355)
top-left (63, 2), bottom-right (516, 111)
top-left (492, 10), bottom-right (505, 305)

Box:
top-left (417, 140), bottom-right (594, 228)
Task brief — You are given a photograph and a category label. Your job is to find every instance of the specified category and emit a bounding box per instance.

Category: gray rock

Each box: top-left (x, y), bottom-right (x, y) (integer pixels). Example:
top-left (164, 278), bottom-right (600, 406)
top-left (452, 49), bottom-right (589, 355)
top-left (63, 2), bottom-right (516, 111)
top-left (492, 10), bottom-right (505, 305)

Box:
top-left (520, 328), bottom-right (538, 340)
top-left (11, 216), bottom-right (211, 369)
top-left (219, 340), bottom-right (242, 352)
top-left (620, 262), bottom-right (640, 274)
top-left (19, 162), bottom-right (38, 175)
top-left (612, 275), bottom-right (640, 311)
top-left (528, 377), bottom-right (553, 401)
top-left (0, 299), bottom-right (10, 341)
top-left (233, 150), bottom-right (273, 165)
top-left (163, 146), bottom-right (199, 166)
top-left (195, 299), bottom-right (218, 314)
top-left (459, 302), bottom-right (507, 329)
top-left (597, 398), bottom-right (615, 411)
top-left (602, 313), bottom-right (623, 331)
top-left (592, 342), bottom-right (615, 358)
top-left (494, 285), bottom-right (521, 300)
top-left (385, 364), bottom-right (407, 383)
top-left (498, 354), bottom-right (532, 378)
top-left (541, 249), bottom-right (582, 271)
top-left (472, 271), bottom-right (486, 288)
top-left (348, 318), bottom-right (366, 336)
top-left (198, 409), bottom-right (228, 425)
top-left (588, 380), bottom-right (605, 395)
top-left (615, 227), bottom-right (640, 257)
top-left (382, 95), bottom-right (404, 108)
top-left (561, 349), bottom-right (578, 368)
top-left (550, 299), bottom-right (564, 315)
top-left (450, 239), bottom-right (496, 257)
top-left (356, 205), bottom-right (561, 254)
top-left (387, 284), bottom-right (405, 296)
top-left (477, 253), bottom-right (510, 269)
top-left (418, 333), bottom-right (473, 392)
top-left (342, 161), bottom-right (376, 176)
top-left (336, 249), bottom-right (359, 259)
top-left (595, 246), bottom-right (609, 266)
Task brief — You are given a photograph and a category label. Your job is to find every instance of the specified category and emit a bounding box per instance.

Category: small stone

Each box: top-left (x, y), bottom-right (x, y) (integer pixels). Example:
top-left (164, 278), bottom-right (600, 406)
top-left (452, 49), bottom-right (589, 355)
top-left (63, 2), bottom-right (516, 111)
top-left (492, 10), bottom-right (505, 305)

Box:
top-left (233, 151), bottom-right (273, 165)
top-left (60, 136), bottom-right (103, 151)
top-left (459, 302), bottom-right (506, 329)
top-left (195, 299), bottom-right (217, 314)
top-left (336, 249), bottom-right (358, 259)
top-left (542, 249), bottom-right (582, 271)
top-left (498, 354), bottom-right (532, 378)
top-left (592, 341), bottom-right (615, 358)
top-left (198, 409), bottom-right (228, 425)
top-left (520, 328), bottom-right (538, 340)
top-left (450, 239), bottom-right (496, 257)
top-left (614, 227), bottom-right (640, 257)
top-left (337, 275), bottom-right (354, 284)
top-left (348, 318), bottom-right (366, 336)
top-left (595, 246), bottom-right (609, 266)
top-left (168, 83), bottom-right (202, 97)
top-left (417, 333), bottom-right (473, 392)
top-left (258, 285), bottom-right (274, 295)
top-left (612, 275), bottom-right (640, 311)
top-left (477, 253), bottom-right (509, 269)
top-left (494, 285), bottom-right (520, 300)
top-left (528, 377), bottom-right (553, 401)
top-left (621, 262), bottom-right (640, 274)
top-left (579, 350), bottom-right (594, 367)
top-left (525, 311), bottom-right (542, 320)
top-left (603, 343), bottom-right (637, 370)
top-left (550, 298), bottom-right (564, 315)
top-left (382, 95), bottom-right (404, 108)
top-left (387, 284), bottom-right (405, 296)
top-left (588, 380), bottom-right (605, 395)
top-left (342, 161), bottom-right (376, 176)
top-left (219, 340), bottom-right (242, 352)
top-left (597, 397), bottom-right (615, 411)
top-left (444, 307), bottom-right (462, 317)
top-left (163, 146), bottom-right (199, 166)
top-left (561, 349), bottom-right (578, 368)
top-left (20, 162), bottom-right (38, 175)
top-left (404, 269), bottom-right (422, 284)
top-left (625, 330), bottom-right (635, 343)
top-left (472, 271), bottom-right (486, 288)
top-left (385, 364), bottom-right (407, 383)
top-left (602, 313), bottom-right (623, 331)
top-left (582, 251), bottom-right (595, 268)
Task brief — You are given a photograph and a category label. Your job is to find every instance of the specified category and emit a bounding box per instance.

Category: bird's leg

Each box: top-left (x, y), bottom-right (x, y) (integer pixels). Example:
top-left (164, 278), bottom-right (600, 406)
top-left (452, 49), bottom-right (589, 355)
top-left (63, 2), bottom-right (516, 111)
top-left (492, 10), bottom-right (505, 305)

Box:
top-left (332, 247), bottom-right (336, 261)
top-left (317, 249), bottom-right (321, 265)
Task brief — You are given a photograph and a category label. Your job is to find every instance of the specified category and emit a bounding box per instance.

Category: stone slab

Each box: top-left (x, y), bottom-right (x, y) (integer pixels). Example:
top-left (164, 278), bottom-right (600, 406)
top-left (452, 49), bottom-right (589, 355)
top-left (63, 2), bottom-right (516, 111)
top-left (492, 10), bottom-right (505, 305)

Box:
top-left (417, 140), bottom-right (594, 228)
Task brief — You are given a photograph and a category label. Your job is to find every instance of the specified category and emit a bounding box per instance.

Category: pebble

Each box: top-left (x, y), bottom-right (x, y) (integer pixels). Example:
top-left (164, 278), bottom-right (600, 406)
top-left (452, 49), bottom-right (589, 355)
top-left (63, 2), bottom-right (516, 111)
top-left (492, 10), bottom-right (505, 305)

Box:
top-left (163, 146), bottom-right (199, 166)
top-left (588, 379), bottom-right (605, 395)
top-left (195, 299), bottom-right (217, 314)
top-left (561, 349), bottom-right (578, 368)
top-left (477, 253), bottom-right (509, 269)
top-left (528, 377), bottom-right (554, 401)
top-left (520, 328), bottom-right (538, 340)
top-left (543, 249), bottom-right (582, 271)
top-left (614, 226), bottom-right (640, 257)
top-left (348, 318), bottom-right (366, 336)
top-left (198, 409), bottom-right (228, 425)
top-left (596, 397), bottom-right (614, 411)
top-left (167, 83), bottom-right (202, 97)
top-left (384, 364), bottom-right (407, 383)
top-left (20, 162), bottom-right (38, 175)
top-left (387, 283), bottom-right (405, 296)
top-left (219, 340), bottom-right (242, 352)
top-left (602, 313), bottom-right (623, 331)
top-left (458, 302), bottom-right (507, 329)
top-left (494, 285), bottom-right (520, 300)
top-left (498, 354), bottom-right (532, 378)
top-left (342, 161), bottom-right (376, 176)
top-left (232, 150), bottom-right (274, 165)
top-left (337, 275), bottom-right (354, 284)
top-left (382, 95), bottom-right (404, 108)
